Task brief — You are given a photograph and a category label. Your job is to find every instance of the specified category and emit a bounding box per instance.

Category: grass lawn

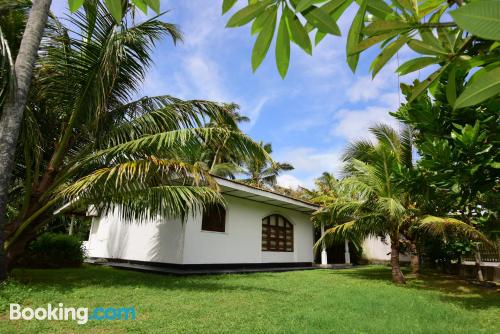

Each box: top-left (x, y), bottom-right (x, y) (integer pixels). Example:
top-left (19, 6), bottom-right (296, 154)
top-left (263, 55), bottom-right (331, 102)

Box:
top-left (0, 265), bottom-right (498, 333)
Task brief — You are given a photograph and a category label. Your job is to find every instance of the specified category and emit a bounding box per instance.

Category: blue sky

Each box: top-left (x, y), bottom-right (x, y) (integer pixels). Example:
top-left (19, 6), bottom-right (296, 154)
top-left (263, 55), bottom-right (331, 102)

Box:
top-left (52, 1), bottom-right (425, 188)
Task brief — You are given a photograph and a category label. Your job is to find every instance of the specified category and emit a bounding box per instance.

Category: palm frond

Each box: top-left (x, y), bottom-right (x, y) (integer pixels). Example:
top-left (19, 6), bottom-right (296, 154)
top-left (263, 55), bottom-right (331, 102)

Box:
top-left (98, 97), bottom-right (240, 147)
top-left (87, 185), bottom-right (224, 222)
top-left (369, 123), bottom-right (402, 156)
top-left (418, 215), bottom-right (491, 244)
top-left (0, 25), bottom-right (14, 107)
top-left (313, 221), bottom-right (372, 255)
top-left (58, 157), bottom-right (215, 200)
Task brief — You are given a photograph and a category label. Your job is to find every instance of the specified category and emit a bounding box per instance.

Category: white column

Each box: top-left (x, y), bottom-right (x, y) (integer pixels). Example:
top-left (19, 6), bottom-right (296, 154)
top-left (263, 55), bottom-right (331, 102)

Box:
top-left (344, 239), bottom-right (351, 264)
top-left (321, 223), bottom-right (327, 265)
top-left (68, 216), bottom-right (75, 236)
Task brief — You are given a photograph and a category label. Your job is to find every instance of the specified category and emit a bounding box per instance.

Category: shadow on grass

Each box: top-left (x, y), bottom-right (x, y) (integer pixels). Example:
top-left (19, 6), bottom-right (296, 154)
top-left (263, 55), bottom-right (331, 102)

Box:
top-left (7, 265), bottom-right (284, 295)
top-left (334, 265), bottom-right (500, 310)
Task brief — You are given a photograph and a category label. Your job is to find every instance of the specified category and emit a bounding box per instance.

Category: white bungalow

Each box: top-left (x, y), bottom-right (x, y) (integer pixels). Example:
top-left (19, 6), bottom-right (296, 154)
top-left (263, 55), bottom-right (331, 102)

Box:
top-left (84, 177), bottom-right (323, 273)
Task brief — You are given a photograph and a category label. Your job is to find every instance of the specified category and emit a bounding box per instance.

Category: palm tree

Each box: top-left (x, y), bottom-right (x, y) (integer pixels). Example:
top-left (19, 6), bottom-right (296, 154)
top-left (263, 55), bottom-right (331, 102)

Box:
top-left (2, 4), bottom-right (269, 270)
top-left (0, 0), bottom-right (52, 280)
top-left (240, 142), bottom-right (293, 189)
top-left (316, 124), bottom-right (486, 283)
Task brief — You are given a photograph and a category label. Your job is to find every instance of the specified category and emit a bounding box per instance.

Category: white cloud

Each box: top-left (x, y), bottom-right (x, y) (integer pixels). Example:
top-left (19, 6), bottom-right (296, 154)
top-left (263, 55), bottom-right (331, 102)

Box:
top-left (275, 147), bottom-right (344, 187)
top-left (277, 174), bottom-right (304, 189)
top-left (182, 54), bottom-right (229, 102)
top-left (244, 96), bottom-right (272, 130)
top-left (331, 106), bottom-right (401, 142)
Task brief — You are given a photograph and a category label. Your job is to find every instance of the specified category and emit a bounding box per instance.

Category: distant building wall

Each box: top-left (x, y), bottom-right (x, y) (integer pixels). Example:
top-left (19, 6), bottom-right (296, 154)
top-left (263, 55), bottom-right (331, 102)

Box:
top-left (362, 236), bottom-right (410, 263)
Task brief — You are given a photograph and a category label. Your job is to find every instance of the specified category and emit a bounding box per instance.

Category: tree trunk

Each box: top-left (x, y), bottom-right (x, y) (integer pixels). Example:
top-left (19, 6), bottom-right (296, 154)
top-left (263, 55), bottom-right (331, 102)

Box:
top-left (0, 0), bottom-right (52, 281)
top-left (474, 245), bottom-right (484, 282)
top-left (390, 236), bottom-right (406, 284)
top-left (410, 241), bottom-right (419, 276)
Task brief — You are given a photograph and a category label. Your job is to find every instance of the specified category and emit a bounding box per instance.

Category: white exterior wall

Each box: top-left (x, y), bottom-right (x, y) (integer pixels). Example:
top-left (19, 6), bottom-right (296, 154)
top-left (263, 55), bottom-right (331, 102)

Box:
top-left (362, 236), bottom-right (410, 262)
top-left (182, 195), bottom-right (314, 264)
top-left (86, 195), bottom-right (315, 265)
top-left (86, 208), bottom-right (185, 264)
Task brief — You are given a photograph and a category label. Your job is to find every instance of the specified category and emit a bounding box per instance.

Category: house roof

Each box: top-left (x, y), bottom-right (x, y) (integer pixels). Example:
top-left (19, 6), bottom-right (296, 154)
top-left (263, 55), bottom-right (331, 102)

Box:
top-left (54, 177), bottom-right (320, 216)
top-left (213, 176), bottom-right (319, 213)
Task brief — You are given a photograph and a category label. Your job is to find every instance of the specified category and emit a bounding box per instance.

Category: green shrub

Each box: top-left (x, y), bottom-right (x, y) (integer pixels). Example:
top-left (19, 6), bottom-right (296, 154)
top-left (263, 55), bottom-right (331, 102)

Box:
top-left (19, 233), bottom-right (84, 268)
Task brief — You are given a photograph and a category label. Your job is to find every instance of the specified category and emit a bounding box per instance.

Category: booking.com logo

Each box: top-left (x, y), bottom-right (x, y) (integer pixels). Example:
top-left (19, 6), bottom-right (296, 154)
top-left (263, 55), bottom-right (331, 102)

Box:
top-left (9, 303), bottom-right (136, 325)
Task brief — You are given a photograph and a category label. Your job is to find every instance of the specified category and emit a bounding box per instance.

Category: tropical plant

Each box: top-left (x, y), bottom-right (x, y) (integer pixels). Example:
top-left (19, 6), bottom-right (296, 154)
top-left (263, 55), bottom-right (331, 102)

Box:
top-left (315, 124), bottom-right (486, 283)
top-left (0, 0), bottom-right (169, 281)
top-left (1, 4), bottom-right (269, 274)
top-left (222, 0), bottom-right (500, 106)
top-left (239, 142), bottom-right (294, 188)
top-left (0, 0), bottom-right (52, 281)
top-left (392, 71), bottom-right (499, 280)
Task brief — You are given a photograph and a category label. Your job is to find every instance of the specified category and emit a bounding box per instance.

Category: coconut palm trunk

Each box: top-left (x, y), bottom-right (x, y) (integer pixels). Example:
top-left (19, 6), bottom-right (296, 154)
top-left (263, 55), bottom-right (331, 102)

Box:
top-left (0, 0), bottom-right (52, 281)
top-left (409, 241), bottom-right (419, 276)
top-left (390, 233), bottom-right (406, 284)
top-left (474, 244), bottom-right (484, 282)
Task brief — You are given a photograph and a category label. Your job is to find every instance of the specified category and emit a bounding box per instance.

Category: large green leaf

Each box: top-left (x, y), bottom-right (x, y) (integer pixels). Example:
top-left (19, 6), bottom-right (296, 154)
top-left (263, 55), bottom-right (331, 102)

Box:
top-left (132, 0), bottom-right (148, 13)
top-left (276, 15), bottom-right (291, 78)
top-left (315, 0), bottom-right (353, 45)
top-left (419, 28), bottom-right (446, 52)
top-left (364, 20), bottom-right (411, 36)
top-left (347, 0), bottom-right (366, 72)
top-left (226, 1), bottom-right (271, 27)
top-left (409, 64), bottom-right (448, 102)
top-left (450, 0), bottom-right (500, 40)
top-left (296, 0), bottom-right (317, 12)
top-left (104, 0), bottom-right (123, 23)
top-left (370, 35), bottom-right (409, 77)
top-left (144, 0), bottom-right (160, 13)
top-left (304, 7), bottom-right (341, 35)
top-left (252, 8), bottom-right (277, 71)
top-left (251, 6), bottom-right (275, 35)
top-left (454, 65), bottom-right (500, 109)
top-left (285, 7), bottom-right (312, 55)
top-left (351, 31), bottom-right (399, 54)
top-left (396, 56), bottom-right (440, 75)
top-left (366, 0), bottom-right (394, 19)
top-left (222, 0), bottom-right (238, 14)
top-left (68, 0), bottom-right (84, 13)
top-left (446, 66), bottom-right (456, 107)
top-left (408, 39), bottom-right (447, 55)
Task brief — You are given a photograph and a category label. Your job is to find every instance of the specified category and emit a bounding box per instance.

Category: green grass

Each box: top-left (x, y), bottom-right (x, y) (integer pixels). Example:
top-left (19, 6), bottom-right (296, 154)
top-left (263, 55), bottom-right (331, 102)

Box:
top-left (0, 265), bottom-right (498, 333)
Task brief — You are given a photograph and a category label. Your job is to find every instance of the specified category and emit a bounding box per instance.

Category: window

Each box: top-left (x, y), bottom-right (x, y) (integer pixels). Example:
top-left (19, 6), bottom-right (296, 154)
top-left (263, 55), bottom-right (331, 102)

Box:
top-left (201, 204), bottom-right (226, 232)
top-left (262, 214), bottom-right (293, 252)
